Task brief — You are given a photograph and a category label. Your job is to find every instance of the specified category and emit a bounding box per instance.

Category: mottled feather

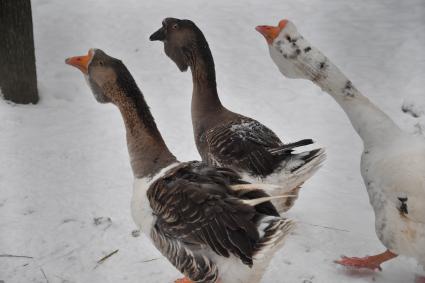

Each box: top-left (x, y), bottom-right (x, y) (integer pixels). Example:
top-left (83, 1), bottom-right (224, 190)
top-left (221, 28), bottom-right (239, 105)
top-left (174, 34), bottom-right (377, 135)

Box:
top-left (145, 161), bottom-right (283, 281)
top-left (202, 118), bottom-right (314, 177)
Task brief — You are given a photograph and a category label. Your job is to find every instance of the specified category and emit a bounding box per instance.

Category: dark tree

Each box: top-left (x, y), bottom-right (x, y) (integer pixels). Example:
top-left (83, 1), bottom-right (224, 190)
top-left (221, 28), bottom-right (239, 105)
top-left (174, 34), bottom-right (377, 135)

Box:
top-left (0, 0), bottom-right (39, 104)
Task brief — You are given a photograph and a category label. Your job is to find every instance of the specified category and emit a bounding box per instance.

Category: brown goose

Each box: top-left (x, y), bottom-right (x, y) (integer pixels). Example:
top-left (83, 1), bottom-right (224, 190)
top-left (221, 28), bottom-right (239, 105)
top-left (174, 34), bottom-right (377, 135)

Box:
top-left (65, 49), bottom-right (294, 283)
top-left (150, 18), bottom-right (325, 213)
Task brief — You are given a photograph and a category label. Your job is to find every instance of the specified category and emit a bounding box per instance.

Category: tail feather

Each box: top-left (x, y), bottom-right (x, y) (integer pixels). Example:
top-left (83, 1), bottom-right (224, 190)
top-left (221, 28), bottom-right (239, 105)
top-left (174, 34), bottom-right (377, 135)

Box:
top-left (265, 148), bottom-right (326, 213)
top-left (292, 148), bottom-right (323, 171)
top-left (241, 194), bottom-right (297, 207)
top-left (253, 217), bottom-right (295, 266)
top-left (290, 147), bottom-right (326, 177)
top-left (268, 139), bottom-right (314, 155)
top-left (234, 216), bottom-right (294, 282)
top-left (270, 185), bottom-right (302, 214)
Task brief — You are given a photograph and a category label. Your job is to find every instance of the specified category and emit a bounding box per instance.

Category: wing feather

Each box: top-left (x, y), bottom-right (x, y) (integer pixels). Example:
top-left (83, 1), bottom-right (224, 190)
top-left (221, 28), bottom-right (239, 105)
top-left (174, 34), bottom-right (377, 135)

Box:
top-left (147, 162), bottom-right (267, 268)
top-left (203, 118), bottom-right (314, 177)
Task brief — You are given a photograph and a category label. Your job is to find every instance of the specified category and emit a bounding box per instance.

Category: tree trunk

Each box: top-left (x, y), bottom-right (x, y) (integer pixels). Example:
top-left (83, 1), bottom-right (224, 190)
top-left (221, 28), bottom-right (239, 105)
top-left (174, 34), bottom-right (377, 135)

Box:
top-left (0, 0), bottom-right (39, 104)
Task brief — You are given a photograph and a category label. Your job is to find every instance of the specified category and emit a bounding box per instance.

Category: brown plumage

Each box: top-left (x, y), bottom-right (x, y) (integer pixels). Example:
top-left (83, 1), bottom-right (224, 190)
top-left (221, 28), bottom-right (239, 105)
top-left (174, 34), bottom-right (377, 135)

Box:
top-left (150, 18), bottom-right (325, 213)
top-left (66, 49), bottom-right (294, 283)
top-left (149, 162), bottom-right (274, 265)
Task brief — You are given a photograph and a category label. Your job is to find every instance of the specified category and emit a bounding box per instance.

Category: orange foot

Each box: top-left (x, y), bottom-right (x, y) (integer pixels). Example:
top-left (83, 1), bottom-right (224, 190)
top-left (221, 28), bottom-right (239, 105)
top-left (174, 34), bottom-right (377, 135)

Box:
top-left (335, 250), bottom-right (397, 271)
top-left (335, 255), bottom-right (383, 271)
top-left (174, 277), bottom-right (193, 283)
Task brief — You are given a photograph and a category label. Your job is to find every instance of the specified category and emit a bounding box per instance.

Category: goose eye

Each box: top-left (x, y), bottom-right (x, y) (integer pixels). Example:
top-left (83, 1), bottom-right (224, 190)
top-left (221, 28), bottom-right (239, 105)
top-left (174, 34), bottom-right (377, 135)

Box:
top-left (172, 23), bottom-right (178, 30)
top-left (98, 61), bottom-right (104, 66)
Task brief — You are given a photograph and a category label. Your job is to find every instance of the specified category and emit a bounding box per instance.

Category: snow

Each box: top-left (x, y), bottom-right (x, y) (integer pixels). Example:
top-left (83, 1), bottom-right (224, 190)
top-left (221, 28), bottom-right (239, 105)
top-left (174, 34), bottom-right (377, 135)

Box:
top-left (1, 0), bottom-right (424, 282)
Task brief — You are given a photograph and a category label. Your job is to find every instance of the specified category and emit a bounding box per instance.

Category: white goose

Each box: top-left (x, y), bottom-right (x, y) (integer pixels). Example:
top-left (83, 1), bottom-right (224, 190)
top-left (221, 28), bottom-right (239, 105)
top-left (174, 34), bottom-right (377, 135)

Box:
top-left (256, 20), bottom-right (425, 276)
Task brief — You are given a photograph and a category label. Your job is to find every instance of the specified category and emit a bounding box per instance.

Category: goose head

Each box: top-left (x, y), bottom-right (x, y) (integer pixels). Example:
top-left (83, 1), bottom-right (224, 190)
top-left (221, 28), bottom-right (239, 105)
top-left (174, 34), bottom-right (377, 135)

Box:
top-left (255, 20), bottom-right (290, 45)
top-left (150, 17), bottom-right (210, 72)
top-left (256, 19), bottom-right (315, 80)
top-left (66, 48), bottom-right (127, 104)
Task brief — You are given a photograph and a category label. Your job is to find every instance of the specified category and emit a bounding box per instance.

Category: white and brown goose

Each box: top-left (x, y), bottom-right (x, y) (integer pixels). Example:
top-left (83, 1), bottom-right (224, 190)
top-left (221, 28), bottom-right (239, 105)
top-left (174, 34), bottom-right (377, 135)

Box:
top-left (256, 20), bottom-right (425, 278)
top-left (65, 49), bottom-right (294, 283)
top-left (150, 18), bottom-right (326, 213)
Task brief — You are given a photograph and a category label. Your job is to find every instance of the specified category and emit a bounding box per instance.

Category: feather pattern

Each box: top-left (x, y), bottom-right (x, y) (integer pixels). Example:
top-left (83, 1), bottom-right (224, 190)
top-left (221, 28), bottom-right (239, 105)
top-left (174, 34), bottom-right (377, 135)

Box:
top-left (132, 161), bottom-right (294, 282)
top-left (148, 162), bottom-right (265, 266)
top-left (201, 117), bottom-right (320, 178)
top-left (151, 18), bottom-right (325, 214)
top-left (150, 224), bottom-right (219, 282)
top-left (199, 117), bottom-right (325, 213)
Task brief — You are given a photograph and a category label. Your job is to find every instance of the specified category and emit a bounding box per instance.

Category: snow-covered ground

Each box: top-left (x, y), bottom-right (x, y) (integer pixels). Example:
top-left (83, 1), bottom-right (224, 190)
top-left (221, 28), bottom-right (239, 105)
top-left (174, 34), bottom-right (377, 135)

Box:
top-left (1, 0), bottom-right (424, 282)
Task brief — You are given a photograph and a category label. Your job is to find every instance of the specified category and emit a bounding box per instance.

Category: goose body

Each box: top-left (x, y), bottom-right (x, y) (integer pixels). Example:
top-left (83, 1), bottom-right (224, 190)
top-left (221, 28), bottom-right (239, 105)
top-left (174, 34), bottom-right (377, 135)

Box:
top-left (256, 20), bottom-right (425, 271)
top-left (132, 161), bottom-right (294, 283)
top-left (66, 49), bottom-right (294, 283)
top-left (150, 18), bottom-right (326, 213)
top-left (362, 137), bottom-right (425, 265)
top-left (197, 114), bottom-right (325, 213)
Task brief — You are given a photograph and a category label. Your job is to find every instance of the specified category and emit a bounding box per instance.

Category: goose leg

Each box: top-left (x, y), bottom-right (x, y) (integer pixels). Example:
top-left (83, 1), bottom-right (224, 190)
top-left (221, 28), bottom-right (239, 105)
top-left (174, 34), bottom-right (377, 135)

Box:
top-left (335, 250), bottom-right (397, 271)
top-left (415, 275), bottom-right (425, 283)
top-left (174, 278), bottom-right (193, 283)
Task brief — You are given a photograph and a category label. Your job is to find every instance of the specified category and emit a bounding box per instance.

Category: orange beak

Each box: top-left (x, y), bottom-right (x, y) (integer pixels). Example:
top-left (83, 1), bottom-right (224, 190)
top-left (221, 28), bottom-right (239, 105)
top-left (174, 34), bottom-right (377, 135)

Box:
top-left (256, 19), bottom-right (288, 44)
top-left (65, 49), bottom-right (94, 74)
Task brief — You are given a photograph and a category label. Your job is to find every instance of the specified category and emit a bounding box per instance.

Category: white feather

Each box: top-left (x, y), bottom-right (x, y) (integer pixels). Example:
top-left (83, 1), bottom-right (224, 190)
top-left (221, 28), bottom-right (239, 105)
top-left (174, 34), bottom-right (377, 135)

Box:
top-left (267, 20), bottom-right (425, 267)
top-left (241, 195), bottom-right (296, 206)
top-left (131, 163), bottom-right (180, 235)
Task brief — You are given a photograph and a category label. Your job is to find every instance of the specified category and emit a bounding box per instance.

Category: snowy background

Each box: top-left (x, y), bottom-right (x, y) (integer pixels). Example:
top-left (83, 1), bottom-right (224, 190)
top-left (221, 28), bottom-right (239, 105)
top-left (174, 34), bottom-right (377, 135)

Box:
top-left (1, 0), bottom-right (425, 282)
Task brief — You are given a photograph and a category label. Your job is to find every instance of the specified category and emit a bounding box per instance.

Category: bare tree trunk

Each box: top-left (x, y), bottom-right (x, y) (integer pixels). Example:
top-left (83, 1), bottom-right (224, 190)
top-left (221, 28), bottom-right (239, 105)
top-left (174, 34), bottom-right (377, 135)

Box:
top-left (0, 0), bottom-right (39, 104)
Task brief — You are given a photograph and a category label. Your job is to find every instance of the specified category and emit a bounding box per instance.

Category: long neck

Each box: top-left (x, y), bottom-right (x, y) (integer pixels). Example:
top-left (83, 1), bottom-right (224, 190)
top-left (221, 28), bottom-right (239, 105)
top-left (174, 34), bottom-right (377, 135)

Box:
top-left (186, 40), bottom-right (224, 122)
top-left (106, 82), bottom-right (177, 179)
top-left (307, 52), bottom-right (403, 147)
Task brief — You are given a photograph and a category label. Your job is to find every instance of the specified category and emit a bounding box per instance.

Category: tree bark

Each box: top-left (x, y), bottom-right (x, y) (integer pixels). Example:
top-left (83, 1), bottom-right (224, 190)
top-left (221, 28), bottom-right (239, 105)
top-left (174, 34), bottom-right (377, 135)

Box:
top-left (0, 0), bottom-right (39, 104)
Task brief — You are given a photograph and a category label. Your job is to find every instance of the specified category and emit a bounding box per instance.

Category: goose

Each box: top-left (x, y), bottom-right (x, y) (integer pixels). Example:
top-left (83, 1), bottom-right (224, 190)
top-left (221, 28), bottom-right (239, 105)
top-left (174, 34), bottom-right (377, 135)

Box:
top-left (256, 20), bottom-right (425, 277)
top-left (149, 18), bottom-right (326, 214)
top-left (65, 48), bottom-right (295, 283)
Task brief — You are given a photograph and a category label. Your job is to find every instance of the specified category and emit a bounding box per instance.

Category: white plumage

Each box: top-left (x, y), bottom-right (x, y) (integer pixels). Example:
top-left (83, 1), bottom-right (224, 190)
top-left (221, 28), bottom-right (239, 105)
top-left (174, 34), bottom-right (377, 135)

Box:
top-left (257, 19), bottom-right (425, 270)
top-left (131, 163), bottom-right (180, 235)
top-left (363, 139), bottom-right (425, 266)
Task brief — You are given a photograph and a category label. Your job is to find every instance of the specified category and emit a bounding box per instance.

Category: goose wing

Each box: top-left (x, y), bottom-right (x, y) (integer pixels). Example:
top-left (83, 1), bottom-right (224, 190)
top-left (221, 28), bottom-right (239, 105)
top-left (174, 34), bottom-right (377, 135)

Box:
top-left (202, 118), bottom-right (313, 177)
top-left (147, 162), bottom-right (266, 268)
